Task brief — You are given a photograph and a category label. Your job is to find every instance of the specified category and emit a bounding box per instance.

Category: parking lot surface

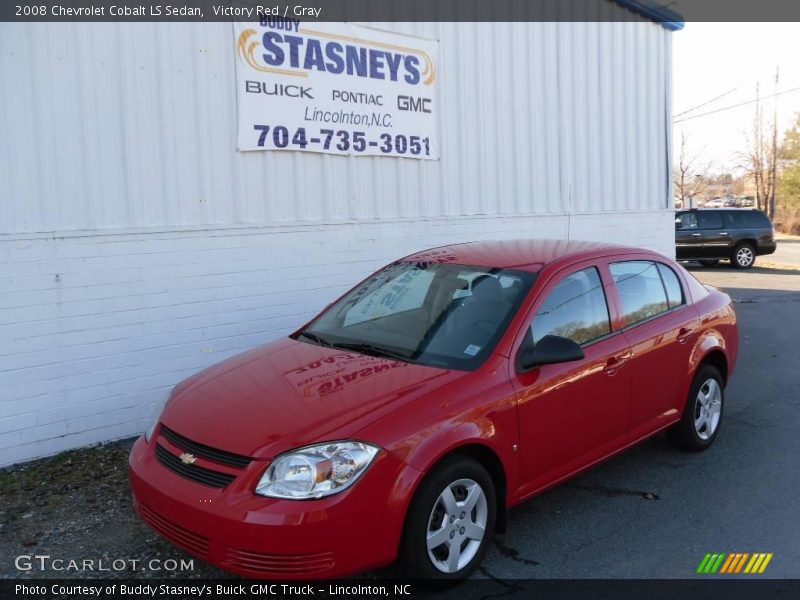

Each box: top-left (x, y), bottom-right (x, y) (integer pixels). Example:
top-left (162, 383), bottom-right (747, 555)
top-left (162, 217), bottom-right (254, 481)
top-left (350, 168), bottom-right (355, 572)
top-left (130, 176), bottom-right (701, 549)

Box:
top-left (1, 264), bottom-right (798, 583)
top-left (772, 235), bottom-right (800, 268)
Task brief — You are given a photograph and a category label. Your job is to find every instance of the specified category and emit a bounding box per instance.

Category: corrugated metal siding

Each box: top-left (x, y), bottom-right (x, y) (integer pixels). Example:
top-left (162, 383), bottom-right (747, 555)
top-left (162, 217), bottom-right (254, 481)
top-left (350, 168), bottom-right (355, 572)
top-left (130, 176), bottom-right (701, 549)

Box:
top-left (0, 17), bottom-right (671, 234)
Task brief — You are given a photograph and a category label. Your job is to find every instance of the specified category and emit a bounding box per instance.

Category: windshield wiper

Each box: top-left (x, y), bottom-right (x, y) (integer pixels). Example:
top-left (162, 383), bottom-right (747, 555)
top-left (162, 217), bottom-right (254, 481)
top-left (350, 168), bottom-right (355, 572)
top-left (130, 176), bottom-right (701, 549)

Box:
top-left (296, 331), bottom-right (331, 346)
top-left (327, 341), bottom-right (416, 364)
top-left (296, 333), bottom-right (416, 364)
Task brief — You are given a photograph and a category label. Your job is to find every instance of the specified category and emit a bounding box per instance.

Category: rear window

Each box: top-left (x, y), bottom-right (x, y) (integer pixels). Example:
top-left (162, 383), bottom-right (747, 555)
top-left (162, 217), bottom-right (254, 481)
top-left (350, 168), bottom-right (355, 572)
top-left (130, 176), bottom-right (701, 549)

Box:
top-left (722, 210), bottom-right (771, 229)
top-left (657, 263), bottom-right (684, 309)
top-left (610, 261), bottom-right (670, 327)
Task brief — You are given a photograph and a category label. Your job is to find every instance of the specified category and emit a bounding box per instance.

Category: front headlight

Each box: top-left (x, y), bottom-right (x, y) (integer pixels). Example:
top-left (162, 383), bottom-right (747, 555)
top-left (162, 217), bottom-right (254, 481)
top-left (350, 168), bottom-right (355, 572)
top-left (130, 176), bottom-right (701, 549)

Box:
top-left (144, 388), bottom-right (173, 443)
top-left (255, 441), bottom-right (380, 499)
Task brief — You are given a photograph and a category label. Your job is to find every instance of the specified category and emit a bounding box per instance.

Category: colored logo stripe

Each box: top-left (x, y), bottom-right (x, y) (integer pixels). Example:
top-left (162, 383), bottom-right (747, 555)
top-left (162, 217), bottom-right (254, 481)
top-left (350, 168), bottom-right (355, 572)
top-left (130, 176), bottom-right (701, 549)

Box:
top-left (744, 553), bottom-right (773, 574)
top-left (697, 552), bottom-right (773, 574)
top-left (697, 553), bottom-right (725, 573)
top-left (720, 553), bottom-right (749, 573)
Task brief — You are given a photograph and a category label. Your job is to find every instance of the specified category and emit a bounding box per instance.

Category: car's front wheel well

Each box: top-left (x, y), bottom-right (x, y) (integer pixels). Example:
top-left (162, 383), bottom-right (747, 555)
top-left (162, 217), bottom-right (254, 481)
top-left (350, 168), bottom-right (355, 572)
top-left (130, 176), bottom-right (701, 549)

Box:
top-left (700, 349), bottom-right (728, 386)
top-left (442, 444), bottom-right (508, 534)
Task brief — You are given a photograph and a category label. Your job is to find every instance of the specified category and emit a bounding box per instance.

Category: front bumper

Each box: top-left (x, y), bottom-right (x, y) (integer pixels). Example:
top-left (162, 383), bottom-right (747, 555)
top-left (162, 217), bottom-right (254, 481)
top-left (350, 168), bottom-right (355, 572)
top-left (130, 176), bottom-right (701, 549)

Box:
top-left (129, 433), bottom-right (421, 579)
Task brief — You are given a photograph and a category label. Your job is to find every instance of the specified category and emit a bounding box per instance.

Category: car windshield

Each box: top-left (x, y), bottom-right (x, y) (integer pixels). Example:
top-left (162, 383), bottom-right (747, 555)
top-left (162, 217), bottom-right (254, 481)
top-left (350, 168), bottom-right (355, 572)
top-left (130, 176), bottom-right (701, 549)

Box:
top-left (293, 261), bottom-right (537, 370)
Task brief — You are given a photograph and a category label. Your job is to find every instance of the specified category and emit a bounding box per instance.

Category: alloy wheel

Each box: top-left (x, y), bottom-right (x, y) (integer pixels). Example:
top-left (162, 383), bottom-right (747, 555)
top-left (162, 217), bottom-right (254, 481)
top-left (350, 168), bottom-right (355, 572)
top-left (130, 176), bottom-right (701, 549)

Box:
top-left (694, 378), bottom-right (722, 440)
top-left (426, 478), bottom-right (488, 573)
top-left (736, 246), bottom-right (754, 267)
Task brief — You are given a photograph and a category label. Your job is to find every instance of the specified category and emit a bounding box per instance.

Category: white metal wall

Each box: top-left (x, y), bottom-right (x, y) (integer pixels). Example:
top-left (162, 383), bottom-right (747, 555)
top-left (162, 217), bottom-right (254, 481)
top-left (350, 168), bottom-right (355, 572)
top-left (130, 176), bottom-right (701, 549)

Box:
top-left (0, 15), bottom-right (675, 465)
top-left (0, 18), bottom-right (671, 233)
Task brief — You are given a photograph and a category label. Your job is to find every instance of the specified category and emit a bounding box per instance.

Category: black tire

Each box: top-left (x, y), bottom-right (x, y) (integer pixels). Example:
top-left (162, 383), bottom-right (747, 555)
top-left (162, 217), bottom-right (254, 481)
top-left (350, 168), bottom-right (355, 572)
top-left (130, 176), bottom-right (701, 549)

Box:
top-left (699, 259), bottom-right (719, 267)
top-left (668, 365), bottom-right (724, 451)
top-left (731, 243), bottom-right (756, 269)
top-left (397, 456), bottom-right (496, 584)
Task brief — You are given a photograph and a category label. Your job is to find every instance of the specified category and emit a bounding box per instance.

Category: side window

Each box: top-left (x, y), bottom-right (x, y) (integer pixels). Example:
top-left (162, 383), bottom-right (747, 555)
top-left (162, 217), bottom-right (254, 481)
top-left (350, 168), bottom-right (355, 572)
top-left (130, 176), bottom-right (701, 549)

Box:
top-left (656, 263), bottom-right (684, 309)
top-left (697, 211), bottom-right (723, 229)
top-left (722, 211), bottom-right (741, 228)
top-left (743, 210), bottom-right (771, 228)
top-left (531, 267), bottom-right (611, 346)
top-left (676, 212), bottom-right (698, 229)
top-left (722, 210), bottom-right (770, 229)
top-left (610, 261), bottom-right (670, 327)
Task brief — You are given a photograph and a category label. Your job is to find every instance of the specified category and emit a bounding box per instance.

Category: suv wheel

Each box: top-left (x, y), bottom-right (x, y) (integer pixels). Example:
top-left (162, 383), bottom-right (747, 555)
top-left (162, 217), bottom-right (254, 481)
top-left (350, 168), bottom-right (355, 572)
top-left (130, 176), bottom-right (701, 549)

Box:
top-left (732, 243), bottom-right (755, 269)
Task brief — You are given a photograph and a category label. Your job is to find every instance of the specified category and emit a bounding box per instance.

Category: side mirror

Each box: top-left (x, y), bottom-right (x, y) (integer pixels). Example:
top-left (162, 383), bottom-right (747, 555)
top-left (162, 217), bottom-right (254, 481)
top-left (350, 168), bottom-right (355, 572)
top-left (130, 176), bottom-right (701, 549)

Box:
top-left (517, 335), bottom-right (585, 372)
top-left (675, 220), bottom-right (683, 230)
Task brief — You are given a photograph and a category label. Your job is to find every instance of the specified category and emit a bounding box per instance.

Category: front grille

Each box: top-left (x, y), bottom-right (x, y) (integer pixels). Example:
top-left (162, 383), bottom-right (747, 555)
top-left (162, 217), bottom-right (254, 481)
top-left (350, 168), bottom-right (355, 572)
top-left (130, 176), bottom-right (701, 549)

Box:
top-left (155, 444), bottom-right (236, 488)
top-left (223, 548), bottom-right (335, 575)
top-left (160, 424), bottom-right (252, 468)
top-left (139, 503), bottom-right (210, 557)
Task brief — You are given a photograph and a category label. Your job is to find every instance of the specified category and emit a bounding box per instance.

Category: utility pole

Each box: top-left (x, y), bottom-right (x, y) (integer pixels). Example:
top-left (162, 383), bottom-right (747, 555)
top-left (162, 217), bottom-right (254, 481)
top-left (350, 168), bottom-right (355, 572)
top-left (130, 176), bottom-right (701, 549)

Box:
top-left (770, 66), bottom-right (779, 219)
top-left (755, 82), bottom-right (763, 212)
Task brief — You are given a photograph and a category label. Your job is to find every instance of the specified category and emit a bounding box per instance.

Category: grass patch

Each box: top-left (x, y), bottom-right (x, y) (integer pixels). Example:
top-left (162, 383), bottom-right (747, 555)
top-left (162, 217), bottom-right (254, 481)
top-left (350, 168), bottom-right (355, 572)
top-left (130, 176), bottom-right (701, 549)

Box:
top-left (0, 440), bottom-right (135, 504)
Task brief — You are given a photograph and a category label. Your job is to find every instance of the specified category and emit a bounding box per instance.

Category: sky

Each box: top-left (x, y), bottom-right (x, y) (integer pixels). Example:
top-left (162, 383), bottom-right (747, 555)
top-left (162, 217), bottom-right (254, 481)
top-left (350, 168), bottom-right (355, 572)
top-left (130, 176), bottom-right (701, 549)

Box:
top-left (673, 22), bottom-right (800, 173)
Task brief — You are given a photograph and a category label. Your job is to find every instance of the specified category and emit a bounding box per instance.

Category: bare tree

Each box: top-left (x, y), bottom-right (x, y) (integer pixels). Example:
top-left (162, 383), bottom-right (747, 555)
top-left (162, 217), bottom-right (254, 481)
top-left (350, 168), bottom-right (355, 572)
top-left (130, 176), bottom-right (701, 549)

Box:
top-left (771, 68), bottom-right (779, 217)
top-left (673, 131), bottom-right (713, 207)
top-left (740, 78), bottom-right (779, 217)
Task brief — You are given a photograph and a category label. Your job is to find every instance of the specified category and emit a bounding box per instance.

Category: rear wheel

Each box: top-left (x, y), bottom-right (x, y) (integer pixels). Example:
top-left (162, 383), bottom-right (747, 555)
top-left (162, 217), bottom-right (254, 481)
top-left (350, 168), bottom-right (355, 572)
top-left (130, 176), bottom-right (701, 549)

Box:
top-left (699, 259), bottom-right (719, 267)
top-left (668, 365), bottom-right (724, 451)
top-left (398, 456), bottom-right (496, 583)
top-left (732, 243), bottom-right (755, 269)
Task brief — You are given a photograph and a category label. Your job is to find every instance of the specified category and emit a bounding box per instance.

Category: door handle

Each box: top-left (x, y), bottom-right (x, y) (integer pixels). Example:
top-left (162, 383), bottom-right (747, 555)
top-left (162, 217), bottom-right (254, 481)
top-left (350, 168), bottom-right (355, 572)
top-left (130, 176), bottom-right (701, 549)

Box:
top-left (720, 232), bottom-right (729, 236)
top-left (691, 233), bottom-right (702, 237)
top-left (603, 355), bottom-right (629, 375)
top-left (677, 326), bottom-right (695, 343)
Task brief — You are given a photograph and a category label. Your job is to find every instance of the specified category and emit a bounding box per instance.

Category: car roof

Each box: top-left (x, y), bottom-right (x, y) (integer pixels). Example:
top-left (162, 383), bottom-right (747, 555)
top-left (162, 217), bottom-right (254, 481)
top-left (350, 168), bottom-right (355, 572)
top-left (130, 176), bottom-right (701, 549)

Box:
top-left (679, 207), bottom-right (759, 210)
top-left (402, 239), bottom-right (641, 271)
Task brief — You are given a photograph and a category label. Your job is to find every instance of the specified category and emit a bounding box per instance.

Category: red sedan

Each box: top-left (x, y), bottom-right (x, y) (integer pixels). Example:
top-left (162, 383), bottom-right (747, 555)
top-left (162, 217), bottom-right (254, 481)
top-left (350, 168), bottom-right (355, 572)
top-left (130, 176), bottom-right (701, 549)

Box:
top-left (129, 240), bottom-right (738, 581)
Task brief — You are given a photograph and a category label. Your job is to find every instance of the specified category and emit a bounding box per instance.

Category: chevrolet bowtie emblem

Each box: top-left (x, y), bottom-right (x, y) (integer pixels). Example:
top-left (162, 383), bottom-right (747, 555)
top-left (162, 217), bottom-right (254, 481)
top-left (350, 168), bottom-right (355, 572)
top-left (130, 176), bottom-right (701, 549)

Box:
top-left (179, 452), bottom-right (197, 465)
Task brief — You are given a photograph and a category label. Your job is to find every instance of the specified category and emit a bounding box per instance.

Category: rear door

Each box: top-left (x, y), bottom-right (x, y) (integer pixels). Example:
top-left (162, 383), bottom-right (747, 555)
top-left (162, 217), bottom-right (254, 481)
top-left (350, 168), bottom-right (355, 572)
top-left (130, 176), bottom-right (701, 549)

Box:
top-left (607, 259), bottom-right (700, 440)
top-left (696, 211), bottom-right (730, 258)
top-left (511, 260), bottom-right (631, 498)
top-left (723, 209), bottom-right (774, 252)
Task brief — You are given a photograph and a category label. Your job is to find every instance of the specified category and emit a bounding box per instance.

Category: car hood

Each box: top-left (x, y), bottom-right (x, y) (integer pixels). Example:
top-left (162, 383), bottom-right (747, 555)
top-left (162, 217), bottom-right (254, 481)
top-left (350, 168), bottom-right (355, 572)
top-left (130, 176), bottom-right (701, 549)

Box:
top-left (160, 337), bottom-right (459, 459)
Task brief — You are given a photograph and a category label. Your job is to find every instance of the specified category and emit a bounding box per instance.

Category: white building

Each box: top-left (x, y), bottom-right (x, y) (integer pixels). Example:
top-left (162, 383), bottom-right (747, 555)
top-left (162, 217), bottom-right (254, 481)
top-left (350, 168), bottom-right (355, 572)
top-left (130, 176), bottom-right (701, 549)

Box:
top-left (0, 3), bottom-right (680, 465)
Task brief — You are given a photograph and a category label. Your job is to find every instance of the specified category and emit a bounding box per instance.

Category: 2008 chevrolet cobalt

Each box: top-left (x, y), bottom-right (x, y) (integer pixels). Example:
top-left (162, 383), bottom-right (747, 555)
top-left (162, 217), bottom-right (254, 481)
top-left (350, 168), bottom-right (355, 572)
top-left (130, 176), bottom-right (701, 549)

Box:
top-left (129, 240), bottom-right (738, 581)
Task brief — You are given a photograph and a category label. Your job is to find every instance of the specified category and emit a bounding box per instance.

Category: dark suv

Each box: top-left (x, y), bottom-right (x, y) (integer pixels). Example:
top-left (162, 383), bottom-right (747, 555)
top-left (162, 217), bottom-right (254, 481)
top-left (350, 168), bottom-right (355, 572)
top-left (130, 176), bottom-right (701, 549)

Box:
top-left (675, 208), bottom-right (776, 269)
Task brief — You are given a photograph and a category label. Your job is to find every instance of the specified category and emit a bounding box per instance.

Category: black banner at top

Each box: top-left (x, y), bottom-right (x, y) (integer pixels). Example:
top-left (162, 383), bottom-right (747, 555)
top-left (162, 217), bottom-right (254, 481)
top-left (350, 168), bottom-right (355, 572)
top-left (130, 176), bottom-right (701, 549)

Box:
top-left (1, 0), bottom-right (800, 24)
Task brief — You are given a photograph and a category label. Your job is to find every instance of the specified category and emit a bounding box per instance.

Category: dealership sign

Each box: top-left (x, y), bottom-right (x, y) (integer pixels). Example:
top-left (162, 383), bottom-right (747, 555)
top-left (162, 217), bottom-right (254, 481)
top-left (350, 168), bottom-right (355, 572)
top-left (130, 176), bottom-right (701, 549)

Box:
top-left (234, 19), bottom-right (439, 159)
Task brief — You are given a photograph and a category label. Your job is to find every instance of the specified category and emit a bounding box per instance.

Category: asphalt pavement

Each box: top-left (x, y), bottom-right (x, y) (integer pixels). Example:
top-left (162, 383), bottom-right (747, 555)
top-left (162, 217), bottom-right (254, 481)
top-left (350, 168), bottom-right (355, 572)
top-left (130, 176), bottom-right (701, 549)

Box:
top-left (772, 234), bottom-right (800, 267)
top-left (470, 264), bottom-right (800, 581)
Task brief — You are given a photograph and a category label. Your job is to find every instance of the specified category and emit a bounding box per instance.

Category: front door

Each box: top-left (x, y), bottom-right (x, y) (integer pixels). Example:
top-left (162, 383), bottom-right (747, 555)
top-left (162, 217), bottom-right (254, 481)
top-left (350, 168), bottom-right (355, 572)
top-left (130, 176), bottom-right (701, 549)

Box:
top-left (675, 212), bottom-right (702, 259)
top-left (511, 264), bottom-right (631, 498)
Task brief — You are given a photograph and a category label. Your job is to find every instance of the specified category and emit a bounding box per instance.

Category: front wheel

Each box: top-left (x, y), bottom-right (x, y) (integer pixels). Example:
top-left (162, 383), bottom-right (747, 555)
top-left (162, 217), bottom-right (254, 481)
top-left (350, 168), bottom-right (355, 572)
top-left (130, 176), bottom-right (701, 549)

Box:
top-left (732, 243), bottom-right (755, 269)
top-left (668, 365), bottom-right (724, 451)
top-left (397, 456), bottom-right (496, 583)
